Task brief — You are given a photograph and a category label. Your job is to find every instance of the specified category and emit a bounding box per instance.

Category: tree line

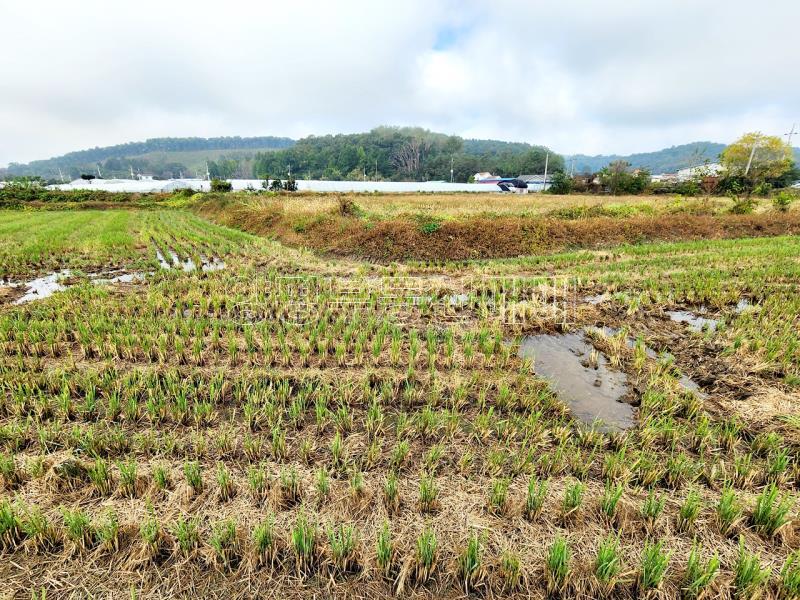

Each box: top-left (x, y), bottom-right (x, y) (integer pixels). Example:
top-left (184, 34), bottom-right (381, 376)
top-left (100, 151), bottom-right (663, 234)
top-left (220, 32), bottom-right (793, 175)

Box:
top-left (251, 127), bottom-right (564, 182)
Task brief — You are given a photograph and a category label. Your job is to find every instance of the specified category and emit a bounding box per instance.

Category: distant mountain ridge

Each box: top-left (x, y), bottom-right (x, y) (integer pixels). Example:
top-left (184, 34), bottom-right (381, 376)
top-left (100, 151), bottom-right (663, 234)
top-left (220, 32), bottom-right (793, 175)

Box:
top-left (569, 142), bottom-right (800, 174)
top-left (3, 136), bottom-right (295, 179)
top-left (2, 132), bottom-right (799, 180)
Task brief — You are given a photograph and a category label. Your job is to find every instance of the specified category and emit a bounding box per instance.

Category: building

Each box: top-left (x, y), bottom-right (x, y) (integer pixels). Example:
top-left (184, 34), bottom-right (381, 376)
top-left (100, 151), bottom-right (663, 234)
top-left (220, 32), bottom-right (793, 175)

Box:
top-left (675, 163), bottom-right (724, 182)
top-left (473, 172), bottom-right (499, 182)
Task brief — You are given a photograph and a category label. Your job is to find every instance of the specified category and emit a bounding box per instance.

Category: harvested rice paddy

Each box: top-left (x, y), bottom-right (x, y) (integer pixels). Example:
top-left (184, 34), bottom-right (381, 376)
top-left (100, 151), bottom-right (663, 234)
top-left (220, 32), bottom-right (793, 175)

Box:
top-left (0, 195), bottom-right (799, 598)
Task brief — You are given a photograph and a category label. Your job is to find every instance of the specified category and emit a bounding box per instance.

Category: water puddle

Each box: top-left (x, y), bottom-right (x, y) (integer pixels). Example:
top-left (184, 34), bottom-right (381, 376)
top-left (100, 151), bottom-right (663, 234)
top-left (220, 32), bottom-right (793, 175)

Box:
top-left (667, 308), bottom-right (718, 333)
top-left (5, 268), bottom-right (147, 305)
top-left (447, 293), bottom-right (470, 306)
top-left (154, 246), bottom-right (225, 273)
top-left (518, 332), bottom-right (634, 430)
top-left (90, 271), bottom-right (145, 284)
top-left (12, 270), bottom-right (70, 304)
top-left (155, 249), bottom-right (172, 269)
top-left (201, 256), bottom-right (226, 272)
top-left (583, 293), bottom-right (609, 305)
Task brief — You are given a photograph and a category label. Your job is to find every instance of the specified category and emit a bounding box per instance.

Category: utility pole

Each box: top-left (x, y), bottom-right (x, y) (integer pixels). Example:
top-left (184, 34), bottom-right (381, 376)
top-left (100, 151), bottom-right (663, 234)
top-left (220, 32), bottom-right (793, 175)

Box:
top-left (450, 156), bottom-right (454, 183)
top-left (542, 153), bottom-right (549, 192)
top-left (130, 165), bottom-right (135, 180)
top-left (744, 143), bottom-right (759, 177)
top-left (58, 167), bottom-right (65, 183)
top-left (785, 123), bottom-right (797, 148)
top-left (374, 159), bottom-right (378, 181)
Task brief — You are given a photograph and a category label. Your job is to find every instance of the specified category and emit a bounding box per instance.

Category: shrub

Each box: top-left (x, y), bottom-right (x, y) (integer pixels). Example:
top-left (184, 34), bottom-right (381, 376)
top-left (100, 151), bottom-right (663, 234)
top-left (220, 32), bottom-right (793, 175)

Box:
top-left (419, 219), bottom-right (442, 235)
top-left (548, 171), bottom-right (574, 195)
top-left (729, 195), bottom-right (755, 214)
top-left (774, 190), bottom-right (796, 212)
top-left (210, 178), bottom-right (233, 193)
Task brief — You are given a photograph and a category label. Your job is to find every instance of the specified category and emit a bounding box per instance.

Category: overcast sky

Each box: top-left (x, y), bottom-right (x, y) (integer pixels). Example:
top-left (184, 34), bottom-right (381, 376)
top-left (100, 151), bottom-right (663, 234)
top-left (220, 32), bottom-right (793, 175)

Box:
top-left (2, 0), bottom-right (798, 167)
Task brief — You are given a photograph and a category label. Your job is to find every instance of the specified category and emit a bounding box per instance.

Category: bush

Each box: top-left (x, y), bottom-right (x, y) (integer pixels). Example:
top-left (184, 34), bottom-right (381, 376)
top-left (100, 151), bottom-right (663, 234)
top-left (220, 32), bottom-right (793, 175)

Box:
top-left (548, 171), bottom-right (573, 195)
top-left (284, 178), bottom-right (298, 192)
top-left (729, 195), bottom-right (755, 215)
top-left (337, 197), bottom-right (363, 217)
top-left (419, 219), bottom-right (442, 235)
top-left (269, 179), bottom-right (283, 192)
top-left (773, 191), bottom-right (796, 212)
top-left (210, 179), bottom-right (233, 193)
top-left (753, 182), bottom-right (773, 197)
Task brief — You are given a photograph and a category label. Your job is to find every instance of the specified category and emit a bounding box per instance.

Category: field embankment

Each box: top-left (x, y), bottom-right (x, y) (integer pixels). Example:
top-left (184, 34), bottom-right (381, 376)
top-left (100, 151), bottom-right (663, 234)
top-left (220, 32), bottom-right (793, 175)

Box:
top-left (195, 195), bottom-right (800, 262)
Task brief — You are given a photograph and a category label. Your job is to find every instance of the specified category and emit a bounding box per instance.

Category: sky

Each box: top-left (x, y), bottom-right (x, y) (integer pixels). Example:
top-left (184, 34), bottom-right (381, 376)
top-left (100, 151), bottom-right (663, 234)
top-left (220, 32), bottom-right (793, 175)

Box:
top-left (1, 0), bottom-right (799, 167)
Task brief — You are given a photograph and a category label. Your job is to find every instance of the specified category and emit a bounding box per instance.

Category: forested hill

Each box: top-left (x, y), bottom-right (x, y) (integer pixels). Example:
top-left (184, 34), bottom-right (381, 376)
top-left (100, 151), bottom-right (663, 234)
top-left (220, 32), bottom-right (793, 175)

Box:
top-left (250, 127), bottom-right (563, 182)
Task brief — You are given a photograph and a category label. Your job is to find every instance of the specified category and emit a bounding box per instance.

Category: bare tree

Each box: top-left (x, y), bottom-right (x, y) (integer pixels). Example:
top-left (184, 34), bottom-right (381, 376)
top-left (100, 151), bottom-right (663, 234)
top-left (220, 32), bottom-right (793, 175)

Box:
top-left (390, 138), bottom-right (430, 177)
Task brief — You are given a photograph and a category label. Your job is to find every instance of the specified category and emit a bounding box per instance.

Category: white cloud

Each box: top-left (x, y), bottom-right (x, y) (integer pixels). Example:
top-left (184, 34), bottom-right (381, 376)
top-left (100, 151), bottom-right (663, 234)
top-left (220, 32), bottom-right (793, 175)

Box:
top-left (1, 0), bottom-right (798, 166)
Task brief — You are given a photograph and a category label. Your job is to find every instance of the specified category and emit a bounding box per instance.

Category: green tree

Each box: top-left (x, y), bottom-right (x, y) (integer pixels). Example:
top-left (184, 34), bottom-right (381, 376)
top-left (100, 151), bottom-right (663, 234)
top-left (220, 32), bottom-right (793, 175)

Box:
top-left (210, 178), bottom-right (232, 192)
top-left (599, 161), bottom-right (650, 195)
top-left (548, 171), bottom-right (573, 195)
top-left (721, 132), bottom-right (793, 185)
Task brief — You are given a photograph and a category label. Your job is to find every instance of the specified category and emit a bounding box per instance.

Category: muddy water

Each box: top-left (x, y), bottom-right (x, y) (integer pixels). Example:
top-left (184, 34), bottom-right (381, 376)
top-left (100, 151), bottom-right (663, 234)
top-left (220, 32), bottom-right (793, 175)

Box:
top-left (7, 269), bottom-right (147, 305)
top-left (518, 332), bottom-right (634, 430)
top-left (155, 246), bottom-right (225, 273)
top-left (12, 270), bottom-right (70, 305)
top-left (91, 272), bottom-right (145, 284)
top-left (667, 309), bottom-right (718, 332)
top-left (582, 293), bottom-right (609, 305)
top-left (201, 256), bottom-right (226, 272)
top-left (155, 249), bottom-right (172, 269)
